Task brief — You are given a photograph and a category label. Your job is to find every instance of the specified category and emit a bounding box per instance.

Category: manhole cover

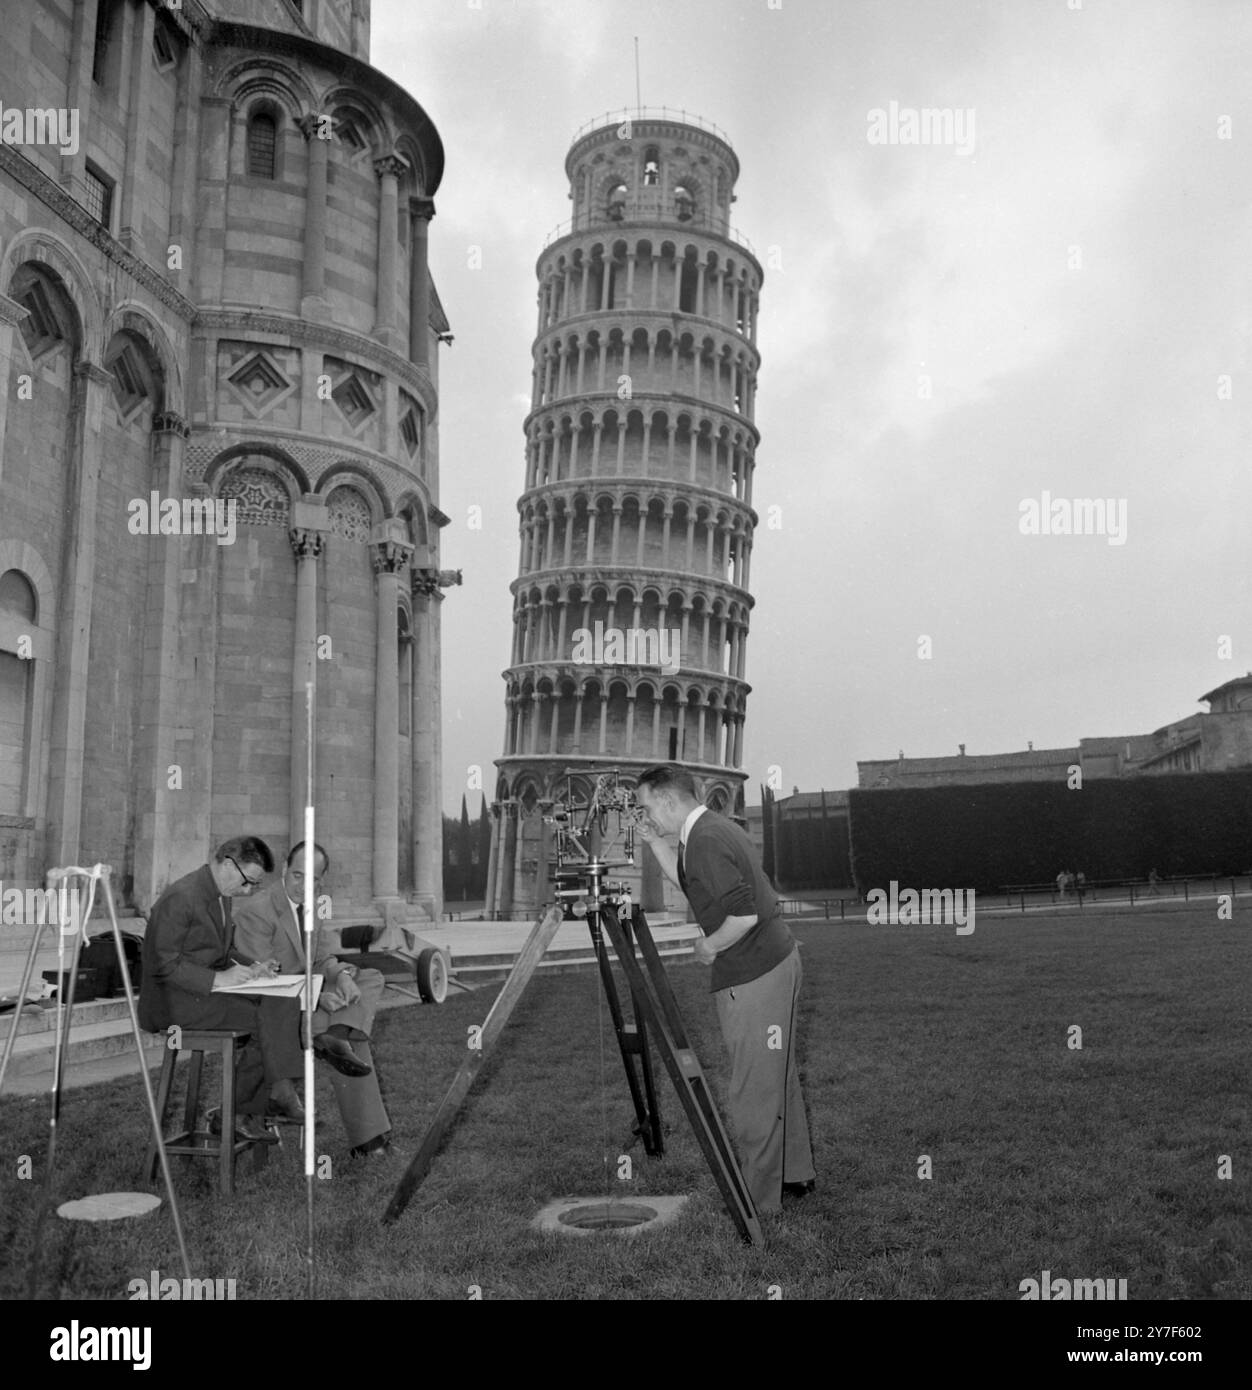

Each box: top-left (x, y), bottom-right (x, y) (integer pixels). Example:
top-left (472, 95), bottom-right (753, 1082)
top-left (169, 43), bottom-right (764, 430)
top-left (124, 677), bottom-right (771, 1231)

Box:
top-left (557, 1201), bottom-right (659, 1231)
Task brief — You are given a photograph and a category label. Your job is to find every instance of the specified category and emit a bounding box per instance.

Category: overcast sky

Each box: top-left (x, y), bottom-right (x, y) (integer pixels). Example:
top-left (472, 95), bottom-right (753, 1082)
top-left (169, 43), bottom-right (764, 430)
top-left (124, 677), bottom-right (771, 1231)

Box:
top-left (370, 0), bottom-right (1251, 815)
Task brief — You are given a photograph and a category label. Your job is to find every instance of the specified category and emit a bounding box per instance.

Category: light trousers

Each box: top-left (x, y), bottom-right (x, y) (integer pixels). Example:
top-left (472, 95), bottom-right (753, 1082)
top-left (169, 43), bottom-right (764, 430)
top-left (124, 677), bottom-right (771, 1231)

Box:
top-left (713, 946), bottom-right (815, 1214)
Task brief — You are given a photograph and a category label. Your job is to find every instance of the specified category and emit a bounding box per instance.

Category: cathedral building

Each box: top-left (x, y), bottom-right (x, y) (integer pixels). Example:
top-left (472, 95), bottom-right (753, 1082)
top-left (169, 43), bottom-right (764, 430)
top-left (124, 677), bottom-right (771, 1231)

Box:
top-left (0, 0), bottom-right (454, 924)
top-left (485, 112), bottom-right (764, 918)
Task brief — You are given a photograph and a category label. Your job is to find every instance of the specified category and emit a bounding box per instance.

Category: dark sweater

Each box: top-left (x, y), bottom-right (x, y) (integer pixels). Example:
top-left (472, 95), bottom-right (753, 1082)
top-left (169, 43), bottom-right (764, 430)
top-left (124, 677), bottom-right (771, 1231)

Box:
top-left (678, 810), bottom-right (794, 991)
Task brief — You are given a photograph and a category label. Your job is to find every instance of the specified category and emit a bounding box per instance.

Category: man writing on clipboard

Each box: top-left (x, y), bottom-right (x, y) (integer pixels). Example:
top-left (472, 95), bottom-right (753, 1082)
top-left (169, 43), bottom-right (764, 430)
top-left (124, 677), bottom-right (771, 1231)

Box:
top-left (138, 836), bottom-right (305, 1140)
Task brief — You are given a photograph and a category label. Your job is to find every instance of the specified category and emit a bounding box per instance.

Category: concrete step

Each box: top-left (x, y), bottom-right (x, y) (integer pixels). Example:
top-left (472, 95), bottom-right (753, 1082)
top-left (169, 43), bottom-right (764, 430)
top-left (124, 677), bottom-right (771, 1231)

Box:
top-left (4, 1015), bottom-right (166, 1080)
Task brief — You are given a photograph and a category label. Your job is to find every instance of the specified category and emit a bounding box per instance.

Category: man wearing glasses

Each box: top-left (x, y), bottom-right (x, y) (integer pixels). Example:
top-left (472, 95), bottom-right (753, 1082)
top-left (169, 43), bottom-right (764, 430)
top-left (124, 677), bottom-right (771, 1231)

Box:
top-left (233, 842), bottom-right (395, 1159)
top-left (139, 836), bottom-right (305, 1139)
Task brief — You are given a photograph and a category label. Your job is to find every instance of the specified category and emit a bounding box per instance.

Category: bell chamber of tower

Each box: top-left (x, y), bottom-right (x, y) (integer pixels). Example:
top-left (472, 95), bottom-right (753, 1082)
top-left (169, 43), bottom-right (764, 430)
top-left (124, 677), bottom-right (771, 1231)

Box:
top-left (486, 113), bottom-right (765, 919)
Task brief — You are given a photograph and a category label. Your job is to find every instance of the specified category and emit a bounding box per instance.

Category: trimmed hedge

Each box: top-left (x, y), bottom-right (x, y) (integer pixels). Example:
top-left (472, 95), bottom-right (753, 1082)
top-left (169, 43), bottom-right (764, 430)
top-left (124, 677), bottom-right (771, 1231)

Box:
top-left (847, 771), bottom-right (1252, 892)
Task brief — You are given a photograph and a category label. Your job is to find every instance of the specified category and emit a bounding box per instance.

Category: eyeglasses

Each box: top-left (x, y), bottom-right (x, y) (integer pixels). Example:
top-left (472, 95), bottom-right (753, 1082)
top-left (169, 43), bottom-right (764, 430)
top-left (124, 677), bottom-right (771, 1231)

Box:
top-left (228, 857), bottom-right (263, 891)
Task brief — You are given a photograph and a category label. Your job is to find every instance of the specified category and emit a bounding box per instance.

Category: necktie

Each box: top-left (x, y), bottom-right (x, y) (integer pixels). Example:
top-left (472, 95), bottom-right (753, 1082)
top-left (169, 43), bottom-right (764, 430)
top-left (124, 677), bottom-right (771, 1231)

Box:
top-left (677, 838), bottom-right (687, 888)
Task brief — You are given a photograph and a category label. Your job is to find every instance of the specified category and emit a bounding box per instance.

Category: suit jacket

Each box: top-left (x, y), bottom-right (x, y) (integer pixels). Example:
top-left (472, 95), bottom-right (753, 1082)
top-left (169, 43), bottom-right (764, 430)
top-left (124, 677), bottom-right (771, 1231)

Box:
top-left (232, 880), bottom-right (380, 1037)
top-left (138, 863), bottom-right (242, 1030)
top-left (231, 879), bottom-right (337, 977)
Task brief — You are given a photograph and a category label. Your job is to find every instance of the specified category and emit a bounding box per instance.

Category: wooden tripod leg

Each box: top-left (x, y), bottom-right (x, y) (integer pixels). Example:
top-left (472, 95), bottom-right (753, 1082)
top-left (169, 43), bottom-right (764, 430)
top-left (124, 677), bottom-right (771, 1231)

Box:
top-left (382, 905), bottom-right (564, 1226)
top-left (598, 909), bottom-right (763, 1247)
top-left (588, 908), bottom-right (663, 1156)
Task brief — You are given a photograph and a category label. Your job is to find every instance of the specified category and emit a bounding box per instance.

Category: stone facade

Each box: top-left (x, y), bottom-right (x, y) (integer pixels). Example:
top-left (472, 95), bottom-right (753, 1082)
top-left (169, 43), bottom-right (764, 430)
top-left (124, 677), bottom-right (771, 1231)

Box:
top-left (486, 114), bottom-right (763, 918)
top-left (858, 675), bottom-right (1252, 789)
top-left (0, 0), bottom-right (452, 923)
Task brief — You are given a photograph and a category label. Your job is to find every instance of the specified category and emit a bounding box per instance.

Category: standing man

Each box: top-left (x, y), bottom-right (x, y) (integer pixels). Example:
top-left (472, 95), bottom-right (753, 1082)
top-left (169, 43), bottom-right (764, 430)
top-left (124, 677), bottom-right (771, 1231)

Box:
top-left (632, 766), bottom-right (816, 1215)
top-left (232, 842), bottom-right (395, 1159)
top-left (138, 836), bottom-right (305, 1139)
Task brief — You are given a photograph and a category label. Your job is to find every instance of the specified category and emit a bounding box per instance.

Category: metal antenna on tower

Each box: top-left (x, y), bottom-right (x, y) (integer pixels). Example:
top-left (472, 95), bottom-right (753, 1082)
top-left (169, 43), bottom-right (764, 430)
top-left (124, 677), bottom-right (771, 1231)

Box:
top-left (634, 36), bottom-right (641, 113)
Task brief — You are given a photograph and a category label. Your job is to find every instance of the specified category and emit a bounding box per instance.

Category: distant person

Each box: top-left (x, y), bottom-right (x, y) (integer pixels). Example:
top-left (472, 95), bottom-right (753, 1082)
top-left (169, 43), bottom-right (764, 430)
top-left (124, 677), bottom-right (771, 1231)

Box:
top-left (1148, 868), bottom-right (1162, 897)
top-left (1075, 871), bottom-right (1087, 902)
top-left (1056, 870), bottom-right (1068, 902)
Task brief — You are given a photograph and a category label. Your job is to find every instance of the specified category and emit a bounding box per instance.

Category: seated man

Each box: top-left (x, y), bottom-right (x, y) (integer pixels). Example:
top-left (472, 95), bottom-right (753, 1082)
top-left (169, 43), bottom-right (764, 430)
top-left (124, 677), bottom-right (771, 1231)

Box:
top-left (232, 841), bottom-right (395, 1159)
top-left (138, 836), bottom-right (305, 1141)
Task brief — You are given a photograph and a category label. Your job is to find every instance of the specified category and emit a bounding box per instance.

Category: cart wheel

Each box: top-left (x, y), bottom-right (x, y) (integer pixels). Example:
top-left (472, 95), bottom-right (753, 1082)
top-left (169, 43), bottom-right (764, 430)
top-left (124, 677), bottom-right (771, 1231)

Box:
top-left (416, 948), bottom-right (449, 1004)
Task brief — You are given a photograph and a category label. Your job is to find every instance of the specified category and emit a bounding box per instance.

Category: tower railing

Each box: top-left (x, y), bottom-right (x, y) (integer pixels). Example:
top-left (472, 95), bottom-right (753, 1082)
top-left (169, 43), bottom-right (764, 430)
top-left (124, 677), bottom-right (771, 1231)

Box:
top-left (570, 107), bottom-right (733, 146)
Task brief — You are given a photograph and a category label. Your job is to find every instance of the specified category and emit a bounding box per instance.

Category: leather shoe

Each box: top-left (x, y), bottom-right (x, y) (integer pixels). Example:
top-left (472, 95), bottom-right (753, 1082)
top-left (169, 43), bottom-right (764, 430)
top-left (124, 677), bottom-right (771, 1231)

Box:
top-left (782, 1179), bottom-right (816, 1199)
top-left (314, 1035), bottom-right (372, 1077)
top-left (266, 1078), bottom-right (306, 1121)
top-left (349, 1133), bottom-right (398, 1160)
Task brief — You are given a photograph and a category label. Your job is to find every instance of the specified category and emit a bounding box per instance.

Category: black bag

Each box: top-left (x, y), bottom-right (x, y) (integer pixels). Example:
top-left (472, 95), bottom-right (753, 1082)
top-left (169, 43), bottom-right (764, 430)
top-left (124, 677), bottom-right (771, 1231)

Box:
top-left (81, 932), bottom-right (144, 996)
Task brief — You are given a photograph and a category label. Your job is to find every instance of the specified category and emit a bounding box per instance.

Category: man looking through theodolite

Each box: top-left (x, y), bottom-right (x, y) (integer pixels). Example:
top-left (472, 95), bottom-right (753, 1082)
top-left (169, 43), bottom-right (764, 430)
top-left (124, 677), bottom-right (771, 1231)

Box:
top-left (631, 766), bottom-right (815, 1215)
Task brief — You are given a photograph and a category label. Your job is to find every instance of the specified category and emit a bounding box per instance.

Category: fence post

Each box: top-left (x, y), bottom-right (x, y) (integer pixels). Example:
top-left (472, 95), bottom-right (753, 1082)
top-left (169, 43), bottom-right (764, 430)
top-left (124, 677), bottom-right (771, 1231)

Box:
top-left (1020, 892), bottom-right (1025, 914)
top-left (825, 900), bottom-right (830, 921)
top-left (1130, 883), bottom-right (1135, 906)
top-left (1183, 880), bottom-right (1188, 902)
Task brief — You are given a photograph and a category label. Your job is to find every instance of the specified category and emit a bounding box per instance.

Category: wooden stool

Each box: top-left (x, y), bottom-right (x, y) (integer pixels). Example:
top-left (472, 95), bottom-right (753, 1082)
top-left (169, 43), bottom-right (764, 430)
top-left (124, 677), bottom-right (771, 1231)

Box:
top-left (144, 1027), bottom-right (263, 1196)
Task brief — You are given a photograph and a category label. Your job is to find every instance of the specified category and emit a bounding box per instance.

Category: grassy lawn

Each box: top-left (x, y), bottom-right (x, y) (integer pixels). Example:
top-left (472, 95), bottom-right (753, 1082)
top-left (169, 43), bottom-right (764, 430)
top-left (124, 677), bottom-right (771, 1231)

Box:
top-left (1, 908), bottom-right (1248, 1300)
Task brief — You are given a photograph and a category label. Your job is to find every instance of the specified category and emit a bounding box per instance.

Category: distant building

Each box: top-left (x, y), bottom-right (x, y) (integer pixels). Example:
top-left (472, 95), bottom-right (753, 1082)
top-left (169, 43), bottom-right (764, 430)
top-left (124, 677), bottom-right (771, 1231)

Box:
top-left (857, 676), bottom-right (1252, 789)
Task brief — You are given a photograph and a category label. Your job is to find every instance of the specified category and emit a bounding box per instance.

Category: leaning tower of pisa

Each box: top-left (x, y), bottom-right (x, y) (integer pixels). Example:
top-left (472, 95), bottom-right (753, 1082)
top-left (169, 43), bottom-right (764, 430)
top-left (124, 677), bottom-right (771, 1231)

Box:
top-left (485, 111), bottom-right (764, 918)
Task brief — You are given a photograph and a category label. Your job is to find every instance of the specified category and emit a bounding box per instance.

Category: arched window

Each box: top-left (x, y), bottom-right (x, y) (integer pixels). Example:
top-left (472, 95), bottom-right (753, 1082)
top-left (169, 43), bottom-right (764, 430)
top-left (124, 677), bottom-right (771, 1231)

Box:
top-left (643, 147), bottom-right (660, 187)
top-left (247, 111), bottom-right (277, 180)
top-left (607, 183), bottom-right (627, 221)
top-left (674, 184), bottom-right (695, 221)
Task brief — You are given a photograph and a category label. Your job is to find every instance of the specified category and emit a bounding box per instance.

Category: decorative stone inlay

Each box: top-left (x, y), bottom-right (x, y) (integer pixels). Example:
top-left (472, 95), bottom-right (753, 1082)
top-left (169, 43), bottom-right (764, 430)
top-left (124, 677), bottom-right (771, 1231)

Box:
top-left (218, 465), bottom-right (291, 526)
top-left (327, 486), bottom-right (373, 542)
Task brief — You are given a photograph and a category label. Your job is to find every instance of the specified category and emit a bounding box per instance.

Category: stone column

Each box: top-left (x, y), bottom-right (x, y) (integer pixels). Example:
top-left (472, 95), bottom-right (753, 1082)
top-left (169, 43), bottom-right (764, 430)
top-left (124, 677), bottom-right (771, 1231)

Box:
top-left (47, 362), bottom-right (110, 865)
top-left (118, 0), bottom-right (155, 252)
top-left (408, 196), bottom-right (436, 368)
top-left (60, 0), bottom-right (96, 198)
top-left (0, 293), bottom-right (27, 489)
top-left (371, 526), bottom-right (412, 903)
top-left (167, 25), bottom-right (202, 297)
top-left (297, 113), bottom-right (334, 318)
top-left (572, 687), bottom-right (584, 751)
top-left (598, 693), bottom-right (609, 755)
top-left (410, 563), bottom-right (444, 919)
top-left (373, 155), bottom-right (408, 349)
top-left (131, 412), bottom-right (190, 907)
top-left (610, 506), bottom-right (622, 565)
top-left (289, 501), bottom-right (328, 838)
top-left (625, 693), bottom-right (636, 755)
top-left (195, 97), bottom-right (232, 303)
top-left (483, 803), bottom-right (501, 919)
